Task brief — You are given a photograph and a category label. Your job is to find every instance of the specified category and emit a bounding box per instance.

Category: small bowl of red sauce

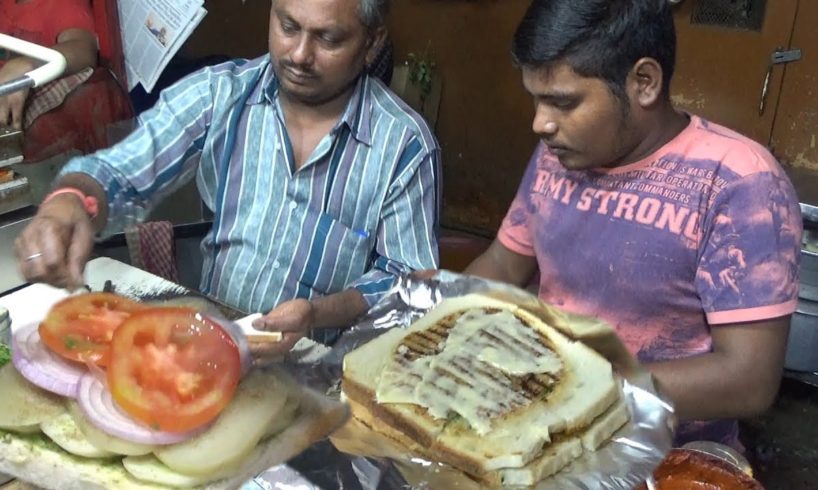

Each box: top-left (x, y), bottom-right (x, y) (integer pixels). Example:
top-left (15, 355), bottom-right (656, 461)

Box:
top-left (637, 448), bottom-right (764, 489)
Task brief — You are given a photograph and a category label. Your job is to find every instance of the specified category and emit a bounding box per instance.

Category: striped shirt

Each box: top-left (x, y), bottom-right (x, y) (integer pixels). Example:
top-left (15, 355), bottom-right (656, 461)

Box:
top-left (61, 55), bottom-right (440, 330)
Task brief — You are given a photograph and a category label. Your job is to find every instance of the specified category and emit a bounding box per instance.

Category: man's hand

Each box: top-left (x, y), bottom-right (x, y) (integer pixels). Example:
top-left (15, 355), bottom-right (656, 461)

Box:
top-left (15, 193), bottom-right (95, 289)
top-left (249, 299), bottom-right (315, 365)
top-left (247, 288), bottom-right (370, 365)
top-left (0, 57), bottom-right (37, 129)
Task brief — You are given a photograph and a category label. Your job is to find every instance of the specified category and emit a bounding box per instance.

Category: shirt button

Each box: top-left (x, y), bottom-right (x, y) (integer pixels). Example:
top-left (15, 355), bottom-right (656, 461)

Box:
top-left (289, 200), bottom-right (297, 210)
top-left (273, 260), bottom-right (281, 269)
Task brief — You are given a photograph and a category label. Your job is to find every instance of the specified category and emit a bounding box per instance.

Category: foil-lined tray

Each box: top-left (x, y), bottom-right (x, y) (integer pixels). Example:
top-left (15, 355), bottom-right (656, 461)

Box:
top-left (308, 271), bottom-right (676, 489)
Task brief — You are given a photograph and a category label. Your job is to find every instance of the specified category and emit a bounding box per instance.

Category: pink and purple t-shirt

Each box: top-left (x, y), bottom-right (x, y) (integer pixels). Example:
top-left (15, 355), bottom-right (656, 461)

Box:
top-left (498, 115), bottom-right (802, 446)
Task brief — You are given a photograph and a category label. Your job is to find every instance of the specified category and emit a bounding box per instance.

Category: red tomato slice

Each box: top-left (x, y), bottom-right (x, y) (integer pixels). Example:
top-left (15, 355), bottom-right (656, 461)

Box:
top-left (39, 293), bottom-right (146, 367)
top-left (107, 308), bottom-right (242, 433)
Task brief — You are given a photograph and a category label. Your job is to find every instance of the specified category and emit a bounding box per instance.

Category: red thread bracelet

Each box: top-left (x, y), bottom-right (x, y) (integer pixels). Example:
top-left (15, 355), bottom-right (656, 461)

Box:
top-left (41, 188), bottom-right (99, 218)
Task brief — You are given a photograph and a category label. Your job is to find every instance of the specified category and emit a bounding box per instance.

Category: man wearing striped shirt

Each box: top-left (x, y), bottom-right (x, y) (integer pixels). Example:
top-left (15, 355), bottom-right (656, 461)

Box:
top-left (14, 0), bottom-right (440, 356)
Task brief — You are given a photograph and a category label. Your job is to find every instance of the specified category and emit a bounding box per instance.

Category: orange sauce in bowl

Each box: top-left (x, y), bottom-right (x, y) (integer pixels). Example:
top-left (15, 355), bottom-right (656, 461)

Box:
top-left (637, 449), bottom-right (764, 490)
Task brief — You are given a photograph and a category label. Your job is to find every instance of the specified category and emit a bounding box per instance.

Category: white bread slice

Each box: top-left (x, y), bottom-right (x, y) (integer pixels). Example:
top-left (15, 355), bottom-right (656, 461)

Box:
top-left (429, 308), bottom-right (619, 474)
top-left (342, 294), bottom-right (620, 476)
top-left (342, 326), bottom-right (446, 448)
top-left (152, 370), bottom-right (289, 476)
top-left (580, 398), bottom-right (629, 451)
top-left (493, 437), bottom-right (583, 487)
top-left (342, 393), bottom-right (629, 488)
top-left (491, 399), bottom-right (629, 487)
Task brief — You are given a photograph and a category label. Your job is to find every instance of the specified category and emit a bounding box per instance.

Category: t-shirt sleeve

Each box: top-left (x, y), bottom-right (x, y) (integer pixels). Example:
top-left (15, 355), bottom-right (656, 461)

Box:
top-left (695, 171), bottom-right (802, 324)
top-left (497, 145), bottom-right (544, 257)
top-left (42, 0), bottom-right (95, 45)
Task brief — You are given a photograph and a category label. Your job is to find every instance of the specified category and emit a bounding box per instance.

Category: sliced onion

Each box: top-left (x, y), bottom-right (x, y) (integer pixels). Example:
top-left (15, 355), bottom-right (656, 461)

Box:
top-left (11, 323), bottom-right (84, 397)
top-left (76, 372), bottom-right (206, 445)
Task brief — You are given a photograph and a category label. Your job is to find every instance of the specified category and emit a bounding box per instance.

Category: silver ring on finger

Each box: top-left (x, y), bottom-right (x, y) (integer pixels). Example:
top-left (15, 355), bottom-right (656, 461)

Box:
top-left (24, 252), bottom-right (44, 262)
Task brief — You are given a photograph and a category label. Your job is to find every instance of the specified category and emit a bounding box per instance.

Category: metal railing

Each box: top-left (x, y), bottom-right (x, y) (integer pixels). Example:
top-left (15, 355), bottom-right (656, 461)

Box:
top-left (0, 33), bottom-right (66, 97)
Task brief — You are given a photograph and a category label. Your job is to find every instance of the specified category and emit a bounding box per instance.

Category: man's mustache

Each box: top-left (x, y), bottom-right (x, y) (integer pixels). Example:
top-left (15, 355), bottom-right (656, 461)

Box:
top-left (280, 60), bottom-right (317, 77)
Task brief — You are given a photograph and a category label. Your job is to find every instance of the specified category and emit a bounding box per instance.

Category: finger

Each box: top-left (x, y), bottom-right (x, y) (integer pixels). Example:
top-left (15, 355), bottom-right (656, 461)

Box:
top-left (39, 224), bottom-right (72, 287)
top-left (66, 218), bottom-right (94, 289)
top-left (31, 219), bottom-right (72, 287)
top-left (249, 333), bottom-right (301, 366)
top-left (253, 300), bottom-right (311, 332)
top-left (15, 225), bottom-right (53, 284)
top-left (250, 332), bottom-right (301, 355)
top-left (14, 232), bottom-right (41, 283)
top-left (252, 313), bottom-right (299, 331)
top-left (10, 97), bottom-right (23, 130)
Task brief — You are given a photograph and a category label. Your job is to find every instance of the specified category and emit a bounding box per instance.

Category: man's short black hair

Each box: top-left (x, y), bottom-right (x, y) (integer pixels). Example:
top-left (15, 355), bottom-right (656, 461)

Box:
top-left (511, 0), bottom-right (676, 102)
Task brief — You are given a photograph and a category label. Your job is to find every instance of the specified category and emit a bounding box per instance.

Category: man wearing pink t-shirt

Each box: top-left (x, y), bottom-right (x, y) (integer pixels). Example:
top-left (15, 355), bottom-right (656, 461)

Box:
top-left (467, 0), bottom-right (801, 448)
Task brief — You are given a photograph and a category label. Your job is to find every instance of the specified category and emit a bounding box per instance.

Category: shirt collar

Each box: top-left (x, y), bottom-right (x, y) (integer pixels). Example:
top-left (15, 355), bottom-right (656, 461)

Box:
top-left (337, 75), bottom-right (373, 146)
top-left (248, 58), bottom-right (374, 146)
top-left (246, 56), bottom-right (278, 106)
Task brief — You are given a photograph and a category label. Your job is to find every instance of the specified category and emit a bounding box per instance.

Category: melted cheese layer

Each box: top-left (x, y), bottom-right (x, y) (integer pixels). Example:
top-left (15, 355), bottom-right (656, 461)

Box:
top-left (376, 309), bottom-right (563, 435)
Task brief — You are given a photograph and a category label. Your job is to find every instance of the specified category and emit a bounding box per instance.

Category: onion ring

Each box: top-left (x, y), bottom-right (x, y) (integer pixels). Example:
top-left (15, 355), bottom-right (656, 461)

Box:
top-left (11, 323), bottom-right (84, 397)
top-left (76, 372), bottom-right (208, 445)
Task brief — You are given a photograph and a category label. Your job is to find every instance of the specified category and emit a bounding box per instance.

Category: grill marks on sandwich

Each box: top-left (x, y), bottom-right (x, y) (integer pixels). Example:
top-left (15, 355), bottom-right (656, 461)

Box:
top-left (516, 372), bottom-right (558, 401)
top-left (380, 307), bottom-right (565, 433)
top-left (400, 314), bottom-right (460, 360)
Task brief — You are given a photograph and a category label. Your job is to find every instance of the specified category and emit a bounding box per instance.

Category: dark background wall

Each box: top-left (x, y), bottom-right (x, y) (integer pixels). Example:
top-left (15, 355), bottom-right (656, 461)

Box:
top-left (177, 0), bottom-right (818, 237)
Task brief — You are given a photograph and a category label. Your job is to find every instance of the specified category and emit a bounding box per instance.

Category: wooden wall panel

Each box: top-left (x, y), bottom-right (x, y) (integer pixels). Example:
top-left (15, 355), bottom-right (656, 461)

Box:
top-left (770, 0), bottom-right (818, 170)
top-left (388, 0), bottom-right (537, 235)
top-left (182, 0), bottom-right (270, 59)
top-left (671, 0), bottom-right (798, 145)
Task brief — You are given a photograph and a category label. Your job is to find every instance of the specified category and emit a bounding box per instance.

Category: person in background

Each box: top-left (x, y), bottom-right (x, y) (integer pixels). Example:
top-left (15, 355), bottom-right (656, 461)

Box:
top-left (14, 0), bottom-right (440, 359)
top-left (465, 0), bottom-right (801, 449)
top-left (0, 0), bottom-right (97, 130)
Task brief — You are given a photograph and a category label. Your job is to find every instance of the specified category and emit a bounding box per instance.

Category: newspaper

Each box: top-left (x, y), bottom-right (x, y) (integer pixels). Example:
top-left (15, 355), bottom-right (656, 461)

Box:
top-left (117, 0), bottom-right (207, 93)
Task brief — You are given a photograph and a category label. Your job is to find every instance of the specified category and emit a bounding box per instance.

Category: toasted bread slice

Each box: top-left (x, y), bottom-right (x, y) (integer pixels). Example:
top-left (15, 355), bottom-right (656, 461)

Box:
top-left (427, 308), bottom-right (620, 474)
top-left (344, 394), bottom-right (630, 488)
top-left (342, 326), bottom-right (446, 448)
top-left (342, 294), bottom-right (621, 476)
top-left (490, 398), bottom-right (629, 487)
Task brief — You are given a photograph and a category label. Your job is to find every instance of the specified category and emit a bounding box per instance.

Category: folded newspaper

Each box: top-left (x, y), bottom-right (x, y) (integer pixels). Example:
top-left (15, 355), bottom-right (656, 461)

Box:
top-left (118, 0), bottom-right (207, 93)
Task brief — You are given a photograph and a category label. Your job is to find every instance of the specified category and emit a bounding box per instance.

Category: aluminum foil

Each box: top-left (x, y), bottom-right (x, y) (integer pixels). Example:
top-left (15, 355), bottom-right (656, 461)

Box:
top-left (315, 271), bottom-right (676, 489)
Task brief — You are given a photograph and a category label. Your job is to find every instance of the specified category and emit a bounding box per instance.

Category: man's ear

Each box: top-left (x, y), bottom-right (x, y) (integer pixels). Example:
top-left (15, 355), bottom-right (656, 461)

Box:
top-left (365, 26), bottom-right (388, 65)
top-left (627, 57), bottom-right (664, 108)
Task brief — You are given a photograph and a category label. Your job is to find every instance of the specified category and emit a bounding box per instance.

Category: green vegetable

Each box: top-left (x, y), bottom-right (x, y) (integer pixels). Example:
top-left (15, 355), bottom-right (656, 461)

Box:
top-left (0, 342), bottom-right (10, 368)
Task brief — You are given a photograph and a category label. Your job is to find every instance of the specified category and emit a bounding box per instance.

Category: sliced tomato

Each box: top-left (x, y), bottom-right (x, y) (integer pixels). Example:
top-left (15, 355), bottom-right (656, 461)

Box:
top-left (38, 292), bottom-right (146, 367)
top-left (107, 308), bottom-right (241, 433)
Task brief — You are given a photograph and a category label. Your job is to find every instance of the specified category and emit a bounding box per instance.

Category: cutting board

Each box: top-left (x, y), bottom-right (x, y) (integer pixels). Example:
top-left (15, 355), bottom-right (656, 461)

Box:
top-left (0, 257), bottom-right (231, 331)
top-left (0, 257), bottom-right (336, 489)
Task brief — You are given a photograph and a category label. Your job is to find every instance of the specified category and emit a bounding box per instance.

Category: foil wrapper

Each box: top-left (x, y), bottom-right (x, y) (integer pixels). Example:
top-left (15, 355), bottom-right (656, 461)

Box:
top-left (317, 271), bottom-right (676, 489)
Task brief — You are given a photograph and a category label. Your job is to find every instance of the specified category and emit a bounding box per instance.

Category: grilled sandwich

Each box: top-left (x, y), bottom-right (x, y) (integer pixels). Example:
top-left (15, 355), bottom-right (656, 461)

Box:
top-left (342, 294), bottom-right (629, 486)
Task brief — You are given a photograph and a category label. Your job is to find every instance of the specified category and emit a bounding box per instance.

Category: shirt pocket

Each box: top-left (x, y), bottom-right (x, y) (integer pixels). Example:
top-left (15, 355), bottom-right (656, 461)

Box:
top-left (297, 210), bottom-right (372, 295)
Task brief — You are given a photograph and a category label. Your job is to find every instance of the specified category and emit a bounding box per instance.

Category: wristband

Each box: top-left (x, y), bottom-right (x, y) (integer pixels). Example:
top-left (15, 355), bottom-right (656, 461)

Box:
top-left (41, 187), bottom-right (99, 218)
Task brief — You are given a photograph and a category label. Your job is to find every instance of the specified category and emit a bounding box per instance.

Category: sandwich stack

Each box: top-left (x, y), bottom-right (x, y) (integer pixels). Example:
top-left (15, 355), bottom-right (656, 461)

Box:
top-left (341, 294), bottom-right (630, 487)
